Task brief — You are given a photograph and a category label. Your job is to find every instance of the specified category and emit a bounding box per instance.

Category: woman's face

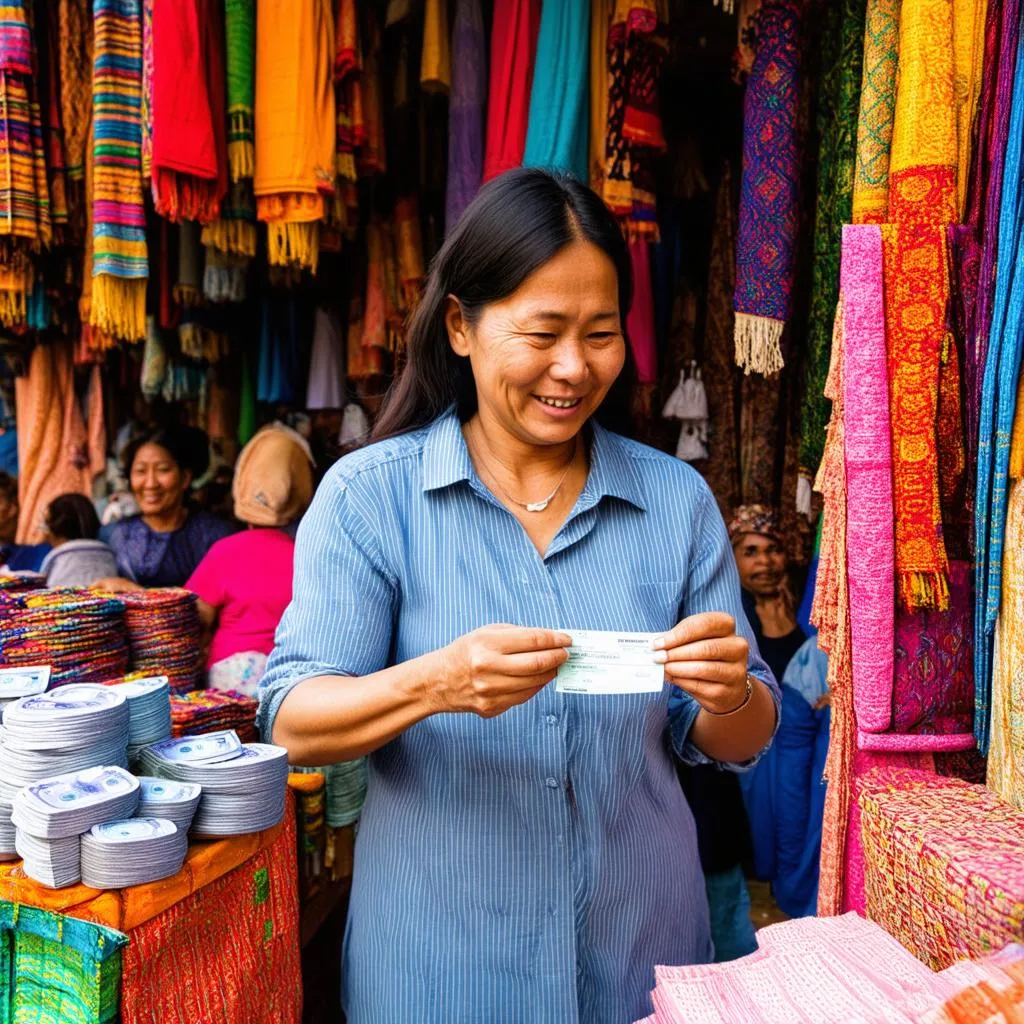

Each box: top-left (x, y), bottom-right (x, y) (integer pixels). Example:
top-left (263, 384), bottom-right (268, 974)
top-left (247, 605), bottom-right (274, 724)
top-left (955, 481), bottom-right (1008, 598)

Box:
top-left (130, 443), bottom-right (191, 518)
top-left (447, 239), bottom-right (626, 447)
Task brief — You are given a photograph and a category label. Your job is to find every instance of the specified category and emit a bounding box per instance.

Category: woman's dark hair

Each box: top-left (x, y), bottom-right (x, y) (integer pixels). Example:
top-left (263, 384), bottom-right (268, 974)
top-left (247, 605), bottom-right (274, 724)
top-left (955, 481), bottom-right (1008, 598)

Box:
top-left (371, 169), bottom-right (636, 441)
top-left (123, 426), bottom-right (211, 481)
top-left (45, 494), bottom-right (101, 541)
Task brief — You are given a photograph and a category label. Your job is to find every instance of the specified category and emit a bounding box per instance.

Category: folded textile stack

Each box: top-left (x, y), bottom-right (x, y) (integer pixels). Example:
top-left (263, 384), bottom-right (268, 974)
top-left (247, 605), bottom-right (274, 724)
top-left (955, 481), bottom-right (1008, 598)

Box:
top-left (0, 589), bottom-right (129, 686)
top-left (635, 914), bottom-right (949, 1023)
top-left (0, 573), bottom-right (44, 593)
top-left (858, 768), bottom-right (1024, 970)
top-left (920, 945), bottom-right (1024, 1024)
top-left (171, 689), bottom-right (259, 743)
top-left (117, 589), bottom-right (203, 695)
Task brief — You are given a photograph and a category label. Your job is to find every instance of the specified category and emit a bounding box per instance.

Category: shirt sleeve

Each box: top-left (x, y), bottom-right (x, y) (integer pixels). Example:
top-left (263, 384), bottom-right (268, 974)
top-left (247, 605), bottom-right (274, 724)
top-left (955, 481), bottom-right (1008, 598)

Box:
top-left (257, 470), bottom-right (399, 742)
top-left (185, 541), bottom-right (228, 609)
top-left (667, 482), bottom-right (781, 770)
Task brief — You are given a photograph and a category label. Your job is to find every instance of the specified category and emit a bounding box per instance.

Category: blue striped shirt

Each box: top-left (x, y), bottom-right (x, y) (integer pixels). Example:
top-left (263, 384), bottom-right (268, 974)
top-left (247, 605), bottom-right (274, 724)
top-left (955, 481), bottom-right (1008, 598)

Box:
top-left (258, 409), bottom-right (778, 1024)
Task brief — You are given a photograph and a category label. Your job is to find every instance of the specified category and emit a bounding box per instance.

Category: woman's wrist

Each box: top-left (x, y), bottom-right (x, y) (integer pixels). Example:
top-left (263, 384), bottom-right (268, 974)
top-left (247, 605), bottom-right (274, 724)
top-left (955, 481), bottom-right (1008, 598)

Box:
top-left (702, 674), bottom-right (753, 717)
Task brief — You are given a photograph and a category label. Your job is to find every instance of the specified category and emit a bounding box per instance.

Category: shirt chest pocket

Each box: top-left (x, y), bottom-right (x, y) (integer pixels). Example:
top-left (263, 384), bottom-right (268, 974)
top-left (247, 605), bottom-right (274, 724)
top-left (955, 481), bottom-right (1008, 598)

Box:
top-left (631, 581), bottom-right (684, 634)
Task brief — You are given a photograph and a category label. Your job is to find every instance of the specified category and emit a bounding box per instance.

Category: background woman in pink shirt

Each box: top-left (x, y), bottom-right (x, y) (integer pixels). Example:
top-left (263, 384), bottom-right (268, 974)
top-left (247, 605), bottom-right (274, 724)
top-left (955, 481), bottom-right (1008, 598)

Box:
top-left (187, 423), bottom-right (315, 696)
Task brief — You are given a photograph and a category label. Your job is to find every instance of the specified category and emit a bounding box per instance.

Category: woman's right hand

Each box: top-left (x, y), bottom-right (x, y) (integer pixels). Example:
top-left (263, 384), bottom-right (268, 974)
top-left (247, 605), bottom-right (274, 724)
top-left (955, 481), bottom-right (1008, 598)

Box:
top-left (436, 625), bottom-right (572, 718)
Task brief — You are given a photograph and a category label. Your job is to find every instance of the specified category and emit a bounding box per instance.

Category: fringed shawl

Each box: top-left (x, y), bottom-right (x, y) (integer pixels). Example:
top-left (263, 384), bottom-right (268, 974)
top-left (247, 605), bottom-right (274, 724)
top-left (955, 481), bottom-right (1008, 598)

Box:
top-left (225, 0), bottom-right (255, 181)
top-left (733, 0), bottom-right (802, 376)
top-left (90, 0), bottom-right (148, 343)
top-left (254, 0), bottom-right (335, 273)
top-left (151, 0), bottom-right (228, 223)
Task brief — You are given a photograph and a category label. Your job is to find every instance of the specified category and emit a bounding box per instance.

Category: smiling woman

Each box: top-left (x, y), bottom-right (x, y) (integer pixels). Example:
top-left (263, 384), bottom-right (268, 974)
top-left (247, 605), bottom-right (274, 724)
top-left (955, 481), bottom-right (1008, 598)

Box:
top-left (258, 168), bottom-right (780, 1024)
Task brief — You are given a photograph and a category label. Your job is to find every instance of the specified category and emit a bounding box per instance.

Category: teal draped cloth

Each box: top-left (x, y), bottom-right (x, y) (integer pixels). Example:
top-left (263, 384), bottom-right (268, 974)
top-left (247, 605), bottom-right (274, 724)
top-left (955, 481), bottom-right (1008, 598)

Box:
top-left (974, 26), bottom-right (1024, 753)
top-left (522, 0), bottom-right (588, 181)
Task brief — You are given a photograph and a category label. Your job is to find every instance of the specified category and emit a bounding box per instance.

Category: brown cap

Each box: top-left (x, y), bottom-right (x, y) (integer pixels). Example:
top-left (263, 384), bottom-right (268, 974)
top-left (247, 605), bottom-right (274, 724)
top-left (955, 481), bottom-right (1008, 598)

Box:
top-left (232, 424), bottom-right (314, 528)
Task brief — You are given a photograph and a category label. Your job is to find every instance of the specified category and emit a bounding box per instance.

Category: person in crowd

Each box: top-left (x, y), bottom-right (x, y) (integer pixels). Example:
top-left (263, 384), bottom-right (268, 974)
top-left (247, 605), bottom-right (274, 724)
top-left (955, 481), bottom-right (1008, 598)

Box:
top-left (38, 494), bottom-right (117, 587)
top-left (729, 505), bottom-right (828, 914)
top-left (0, 471), bottom-right (49, 573)
top-left (187, 424), bottom-right (314, 697)
top-left (98, 426), bottom-right (234, 590)
top-left (258, 169), bottom-right (779, 1024)
top-left (729, 505), bottom-right (806, 683)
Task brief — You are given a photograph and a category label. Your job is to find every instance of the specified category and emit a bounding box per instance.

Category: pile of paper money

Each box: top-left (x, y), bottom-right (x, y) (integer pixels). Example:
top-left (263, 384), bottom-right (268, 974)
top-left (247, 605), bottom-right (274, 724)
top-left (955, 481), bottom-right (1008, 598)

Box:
top-left (0, 684), bottom-right (130, 860)
top-left (136, 777), bottom-right (202, 831)
top-left (11, 766), bottom-right (140, 887)
top-left (80, 818), bottom-right (188, 888)
top-left (0, 666), bottom-right (50, 722)
top-left (108, 677), bottom-right (172, 759)
top-left (139, 731), bottom-right (289, 838)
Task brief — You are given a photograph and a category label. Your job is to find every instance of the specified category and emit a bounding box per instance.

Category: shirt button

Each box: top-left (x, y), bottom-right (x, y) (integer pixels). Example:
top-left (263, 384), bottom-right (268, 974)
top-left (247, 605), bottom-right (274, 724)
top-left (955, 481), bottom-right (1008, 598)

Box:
top-left (545, 714), bottom-right (558, 726)
top-left (545, 777), bottom-right (559, 789)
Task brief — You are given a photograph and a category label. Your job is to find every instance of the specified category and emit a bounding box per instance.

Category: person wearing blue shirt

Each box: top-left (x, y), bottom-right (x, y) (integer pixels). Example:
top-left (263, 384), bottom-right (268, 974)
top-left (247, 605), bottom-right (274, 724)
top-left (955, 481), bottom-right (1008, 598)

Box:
top-left (258, 169), bottom-right (780, 1024)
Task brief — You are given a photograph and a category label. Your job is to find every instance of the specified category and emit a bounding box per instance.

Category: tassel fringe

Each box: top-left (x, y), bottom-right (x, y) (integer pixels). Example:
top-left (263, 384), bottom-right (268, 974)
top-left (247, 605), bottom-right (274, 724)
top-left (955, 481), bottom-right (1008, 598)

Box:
top-left (90, 274), bottom-right (146, 342)
top-left (267, 221), bottom-right (319, 273)
top-left (201, 218), bottom-right (257, 259)
top-left (0, 288), bottom-right (27, 326)
top-left (154, 170), bottom-right (224, 225)
top-left (203, 263), bottom-right (247, 303)
top-left (228, 110), bottom-right (254, 182)
top-left (734, 311), bottom-right (785, 375)
top-left (899, 570), bottom-right (950, 613)
top-left (173, 283), bottom-right (201, 309)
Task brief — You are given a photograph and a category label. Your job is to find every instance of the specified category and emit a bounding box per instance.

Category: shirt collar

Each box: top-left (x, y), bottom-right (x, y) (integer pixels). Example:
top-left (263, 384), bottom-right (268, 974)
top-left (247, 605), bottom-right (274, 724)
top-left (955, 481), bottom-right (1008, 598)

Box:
top-left (422, 407), bottom-right (648, 512)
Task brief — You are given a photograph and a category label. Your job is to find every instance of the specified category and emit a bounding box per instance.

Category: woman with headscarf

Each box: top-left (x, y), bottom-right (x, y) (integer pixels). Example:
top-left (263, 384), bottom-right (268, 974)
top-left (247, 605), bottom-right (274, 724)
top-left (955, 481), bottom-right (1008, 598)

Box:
top-left (187, 423), bottom-right (315, 696)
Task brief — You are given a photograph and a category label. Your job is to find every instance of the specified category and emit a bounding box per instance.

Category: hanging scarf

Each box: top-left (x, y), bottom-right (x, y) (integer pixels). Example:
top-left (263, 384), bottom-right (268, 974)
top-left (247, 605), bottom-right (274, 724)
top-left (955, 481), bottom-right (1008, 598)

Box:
top-left (39, 6), bottom-right (70, 239)
top-left (601, 0), bottom-right (668, 240)
top-left (356, 14), bottom-right (385, 177)
top-left (974, 24), bottom-right (1024, 753)
top-left (90, 0), bottom-right (148, 343)
top-left (702, 165), bottom-right (741, 517)
top-left (445, 0), bottom-right (486, 231)
top-left (733, 0), bottom-right (802, 376)
top-left (627, 240), bottom-right (657, 384)
top-left (59, 0), bottom-right (92, 185)
top-left (964, 1), bottom-right (1022, 496)
top-left (395, 196), bottom-right (425, 318)
top-left (851, 0), bottom-right (900, 225)
top-left (151, 0), bottom-right (228, 223)
top-left (813, 294), bottom-right (855, 915)
top-left (203, 246), bottom-right (246, 303)
top-left (225, 0), bottom-right (255, 182)
top-left (522, 0), bottom-right (590, 183)
top-left (884, 0), bottom-right (957, 613)
top-left (842, 224), bottom-right (894, 735)
top-left (333, 0), bottom-right (360, 186)
top-left (483, 0), bottom-right (541, 182)
top-left (797, 0), bottom-right (866, 476)
top-left (421, 0), bottom-right (451, 93)
top-left (202, 178), bottom-right (256, 258)
top-left (174, 220), bottom-right (202, 309)
top-left (141, 0), bottom-right (153, 180)
top-left (590, 0), bottom-right (611, 191)
top-left (254, 0), bottom-right (335, 273)
top-left (953, 0), bottom-right (989, 220)
top-left (989, 474), bottom-right (1024, 809)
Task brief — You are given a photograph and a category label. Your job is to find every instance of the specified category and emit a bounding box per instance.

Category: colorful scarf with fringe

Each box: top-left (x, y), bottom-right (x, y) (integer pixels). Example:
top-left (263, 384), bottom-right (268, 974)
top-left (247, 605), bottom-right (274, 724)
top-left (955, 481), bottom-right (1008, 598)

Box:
top-left (40, 6), bottom-right (70, 241)
top-left (59, 0), bottom-right (92, 185)
top-left (974, 23), bottom-right (1024, 753)
top-left (254, 0), bottom-right (335, 273)
top-left (851, 0), bottom-right (900, 225)
top-left (601, 0), bottom-right (668, 240)
top-left (445, 0), bottom-right (485, 230)
top-left (884, 0), bottom-right (957, 613)
top-left (151, 0), bottom-right (228, 223)
top-left (225, 0), bottom-right (254, 181)
top-left (90, 0), bottom-right (148, 343)
top-left (733, 0), bottom-right (802, 376)
top-left (798, 0), bottom-right (866, 475)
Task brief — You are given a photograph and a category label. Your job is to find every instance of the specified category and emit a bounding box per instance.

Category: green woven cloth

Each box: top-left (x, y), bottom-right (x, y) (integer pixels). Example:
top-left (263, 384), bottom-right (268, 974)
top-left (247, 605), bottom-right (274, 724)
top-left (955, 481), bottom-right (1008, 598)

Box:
top-left (0, 902), bottom-right (126, 1024)
top-left (225, 0), bottom-right (255, 181)
top-left (798, 0), bottom-right (868, 474)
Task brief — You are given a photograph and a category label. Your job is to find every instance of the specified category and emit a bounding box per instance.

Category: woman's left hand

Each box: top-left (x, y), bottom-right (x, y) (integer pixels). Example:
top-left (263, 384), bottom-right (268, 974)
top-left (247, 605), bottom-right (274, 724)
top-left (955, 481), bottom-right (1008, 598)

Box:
top-left (652, 612), bottom-right (750, 715)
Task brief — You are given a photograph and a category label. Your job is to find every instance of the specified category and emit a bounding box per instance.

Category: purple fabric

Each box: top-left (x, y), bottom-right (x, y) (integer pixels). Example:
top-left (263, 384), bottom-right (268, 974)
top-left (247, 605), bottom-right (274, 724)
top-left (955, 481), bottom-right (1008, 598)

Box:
top-left (967, 0), bottom-right (1022, 483)
top-left (108, 510), bottom-right (235, 587)
top-left (445, 0), bottom-right (486, 232)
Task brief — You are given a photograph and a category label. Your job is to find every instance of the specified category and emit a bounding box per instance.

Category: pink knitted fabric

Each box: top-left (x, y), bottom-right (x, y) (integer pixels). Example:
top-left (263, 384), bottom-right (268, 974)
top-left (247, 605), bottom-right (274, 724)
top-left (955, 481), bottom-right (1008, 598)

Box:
top-left (857, 731), bottom-right (977, 752)
top-left (841, 224), bottom-right (895, 733)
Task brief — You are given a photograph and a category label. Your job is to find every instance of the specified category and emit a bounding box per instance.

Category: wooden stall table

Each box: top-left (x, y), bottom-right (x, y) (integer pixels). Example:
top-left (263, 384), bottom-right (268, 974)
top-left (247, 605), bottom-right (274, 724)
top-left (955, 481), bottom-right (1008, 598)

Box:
top-left (0, 795), bottom-right (301, 1024)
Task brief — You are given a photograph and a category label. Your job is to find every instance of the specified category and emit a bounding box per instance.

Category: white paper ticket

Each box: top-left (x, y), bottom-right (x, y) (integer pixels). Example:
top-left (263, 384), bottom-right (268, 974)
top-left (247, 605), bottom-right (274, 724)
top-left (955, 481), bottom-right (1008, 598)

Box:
top-left (555, 630), bottom-right (664, 695)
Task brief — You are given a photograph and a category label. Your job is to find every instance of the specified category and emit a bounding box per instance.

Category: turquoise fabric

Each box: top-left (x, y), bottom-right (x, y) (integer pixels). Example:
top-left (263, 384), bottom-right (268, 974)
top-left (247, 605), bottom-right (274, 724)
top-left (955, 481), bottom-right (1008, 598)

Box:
top-left (522, 0), bottom-right (589, 182)
top-left (974, 24), bottom-right (1024, 752)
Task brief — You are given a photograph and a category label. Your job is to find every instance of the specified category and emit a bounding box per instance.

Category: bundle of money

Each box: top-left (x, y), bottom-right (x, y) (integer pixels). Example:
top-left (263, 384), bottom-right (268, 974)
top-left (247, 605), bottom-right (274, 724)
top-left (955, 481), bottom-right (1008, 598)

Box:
top-left (108, 677), bottom-right (172, 758)
top-left (135, 777), bottom-right (202, 832)
top-left (0, 666), bottom-right (50, 721)
top-left (139, 732), bottom-right (288, 838)
top-left (14, 830), bottom-right (80, 888)
top-left (80, 818), bottom-right (188, 888)
top-left (0, 685), bottom-right (131, 857)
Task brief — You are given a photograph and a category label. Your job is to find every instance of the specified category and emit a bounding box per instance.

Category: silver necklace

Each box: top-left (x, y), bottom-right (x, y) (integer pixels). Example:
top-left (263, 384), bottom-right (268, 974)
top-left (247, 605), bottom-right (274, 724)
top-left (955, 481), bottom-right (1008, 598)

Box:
top-left (470, 432), bottom-right (577, 513)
